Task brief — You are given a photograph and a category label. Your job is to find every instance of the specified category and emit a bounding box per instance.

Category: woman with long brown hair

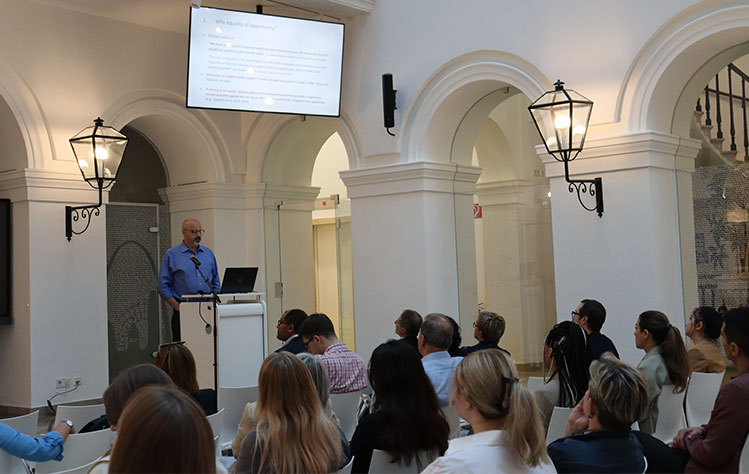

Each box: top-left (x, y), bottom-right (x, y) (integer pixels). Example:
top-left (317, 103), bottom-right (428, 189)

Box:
top-left (423, 349), bottom-right (552, 473)
top-left (234, 352), bottom-right (349, 473)
top-left (153, 341), bottom-right (217, 415)
top-left (108, 385), bottom-right (216, 473)
top-left (634, 310), bottom-right (689, 434)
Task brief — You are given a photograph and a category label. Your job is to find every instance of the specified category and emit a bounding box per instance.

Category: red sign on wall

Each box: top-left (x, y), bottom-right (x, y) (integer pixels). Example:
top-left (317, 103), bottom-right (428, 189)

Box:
top-left (473, 203), bottom-right (482, 219)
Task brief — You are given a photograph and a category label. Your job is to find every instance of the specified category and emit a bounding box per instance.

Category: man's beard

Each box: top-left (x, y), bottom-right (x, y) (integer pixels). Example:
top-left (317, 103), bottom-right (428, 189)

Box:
top-left (194, 236), bottom-right (201, 244)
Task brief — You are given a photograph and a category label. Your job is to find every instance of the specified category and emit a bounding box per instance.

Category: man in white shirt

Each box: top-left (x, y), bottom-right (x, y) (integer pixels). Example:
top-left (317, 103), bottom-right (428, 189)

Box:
top-left (419, 313), bottom-right (463, 406)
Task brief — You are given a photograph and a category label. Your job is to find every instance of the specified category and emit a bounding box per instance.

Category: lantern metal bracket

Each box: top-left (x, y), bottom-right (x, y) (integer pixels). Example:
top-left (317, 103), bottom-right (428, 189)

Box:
top-left (562, 161), bottom-right (603, 217)
top-left (65, 186), bottom-right (103, 241)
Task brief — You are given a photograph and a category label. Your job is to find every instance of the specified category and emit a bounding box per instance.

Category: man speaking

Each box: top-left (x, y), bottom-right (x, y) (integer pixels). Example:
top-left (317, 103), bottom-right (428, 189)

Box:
top-left (158, 218), bottom-right (221, 341)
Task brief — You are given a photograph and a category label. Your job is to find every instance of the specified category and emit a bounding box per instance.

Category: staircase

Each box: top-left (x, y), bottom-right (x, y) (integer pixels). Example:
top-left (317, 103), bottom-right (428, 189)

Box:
top-left (693, 63), bottom-right (749, 167)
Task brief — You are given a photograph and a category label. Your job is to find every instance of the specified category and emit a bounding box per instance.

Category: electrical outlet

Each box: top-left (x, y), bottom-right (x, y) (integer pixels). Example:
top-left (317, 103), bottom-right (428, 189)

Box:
top-left (55, 378), bottom-right (69, 390)
top-left (73, 377), bottom-right (82, 387)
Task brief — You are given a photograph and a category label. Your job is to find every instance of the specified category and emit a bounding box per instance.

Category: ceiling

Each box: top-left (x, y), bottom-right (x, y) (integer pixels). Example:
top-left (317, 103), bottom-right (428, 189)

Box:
top-left (33, 0), bottom-right (374, 34)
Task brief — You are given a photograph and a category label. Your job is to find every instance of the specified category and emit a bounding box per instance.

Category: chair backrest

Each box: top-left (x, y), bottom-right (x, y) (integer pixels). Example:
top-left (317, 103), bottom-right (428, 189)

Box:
top-left (739, 433), bottom-right (749, 474)
top-left (53, 404), bottom-right (106, 431)
top-left (35, 430), bottom-right (114, 474)
top-left (206, 407), bottom-right (225, 439)
top-left (368, 449), bottom-right (437, 474)
top-left (440, 405), bottom-right (461, 440)
top-left (217, 385), bottom-right (258, 449)
top-left (526, 376), bottom-right (545, 393)
top-left (338, 456), bottom-right (354, 474)
top-left (652, 385), bottom-right (686, 443)
top-left (546, 406), bottom-right (573, 443)
top-left (1, 410), bottom-right (39, 436)
top-left (50, 456), bottom-right (105, 474)
top-left (0, 450), bottom-right (29, 474)
top-left (213, 434), bottom-right (221, 457)
top-left (685, 371), bottom-right (724, 427)
top-left (329, 391), bottom-right (362, 440)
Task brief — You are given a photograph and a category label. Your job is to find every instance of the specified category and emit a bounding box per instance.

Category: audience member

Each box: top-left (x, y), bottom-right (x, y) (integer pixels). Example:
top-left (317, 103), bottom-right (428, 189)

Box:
top-left (423, 349), bottom-right (552, 473)
top-left (108, 385), bottom-right (216, 473)
top-left (634, 310), bottom-right (688, 434)
top-left (231, 352), bottom-right (340, 456)
top-left (350, 341), bottom-right (448, 472)
top-left (460, 311), bottom-right (511, 356)
top-left (572, 299), bottom-right (619, 361)
top-left (274, 309), bottom-right (307, 354)
top-left (234, 352), bottom-right (349, 473)
top-left (153, 341), bottom-right (217, 415)
top-left (88, 364), bottom-right (174, 473)
top-left (685, 306), bottom-right (726, 373)
top-left (0, 419), bottom-right (73, 463)
top-left (673, 307), bottom-right (749, 473)
top-left (298, 313), bottom-right (367, 393)
top-left (444, 315), bottom-right (463, 357)
top-left (394, 309), bottom-right (422, 356)
top-left (419, 314), bottom-right (463, 406)
top-left (534, 321), bottom-right (589, 431)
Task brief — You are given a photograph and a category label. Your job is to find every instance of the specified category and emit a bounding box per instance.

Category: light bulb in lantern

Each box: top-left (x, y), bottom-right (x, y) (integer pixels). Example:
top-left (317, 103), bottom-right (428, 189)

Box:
top-left (94, 147), bottom-right (108, 160)
top-left (554, 114), bottom-right (571, 129)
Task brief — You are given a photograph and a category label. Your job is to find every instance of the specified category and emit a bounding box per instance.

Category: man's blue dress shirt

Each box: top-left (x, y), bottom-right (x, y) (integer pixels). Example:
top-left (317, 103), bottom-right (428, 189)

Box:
top-left (0, 423), bottom-right (64, 461)
top-left (421, 351), bottom-right (463, 406)
top-left (157, 242), bottom-right (221, 301)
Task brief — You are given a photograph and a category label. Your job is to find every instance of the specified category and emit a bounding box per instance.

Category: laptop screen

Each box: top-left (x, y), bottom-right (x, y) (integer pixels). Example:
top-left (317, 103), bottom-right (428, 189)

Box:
top-left (219, 267), bottom-right (258, 294)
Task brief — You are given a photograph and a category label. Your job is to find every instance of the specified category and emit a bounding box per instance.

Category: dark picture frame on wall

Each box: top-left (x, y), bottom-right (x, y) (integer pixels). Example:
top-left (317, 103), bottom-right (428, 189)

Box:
top-left (0, 199), bottom-right (10, 325)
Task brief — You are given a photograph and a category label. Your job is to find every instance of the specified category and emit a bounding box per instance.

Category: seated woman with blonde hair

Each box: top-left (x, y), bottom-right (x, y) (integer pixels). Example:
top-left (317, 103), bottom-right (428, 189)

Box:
top-left (108, 385), bottom-right (217, 473)
top-left (231, 352), bottom-right (340, 456)
top-left (422, 349), bottom-right (553, 473)
top-left (234, 352), bottom-right (350, 473)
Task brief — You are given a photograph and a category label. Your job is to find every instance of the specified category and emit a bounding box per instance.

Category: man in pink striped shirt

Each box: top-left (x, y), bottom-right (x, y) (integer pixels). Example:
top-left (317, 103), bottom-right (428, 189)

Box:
top-left (299, 313), bottom-right (367, 394)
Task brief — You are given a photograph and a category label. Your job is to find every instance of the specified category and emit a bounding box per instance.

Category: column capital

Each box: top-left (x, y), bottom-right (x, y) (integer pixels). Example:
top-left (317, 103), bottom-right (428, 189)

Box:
top-left (0, 168), bottom-right (104, 204)
top-left (340, 161), bottom-right (481, 199)
top-left (538, 132), bottom-right (701, 179)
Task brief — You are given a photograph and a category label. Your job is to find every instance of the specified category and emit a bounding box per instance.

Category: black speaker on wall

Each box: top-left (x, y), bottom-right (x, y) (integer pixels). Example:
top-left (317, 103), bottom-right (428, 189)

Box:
top-left (382, 73), bottom-right (397, 136)
top-left (0, 199), bottom-right (10, 325)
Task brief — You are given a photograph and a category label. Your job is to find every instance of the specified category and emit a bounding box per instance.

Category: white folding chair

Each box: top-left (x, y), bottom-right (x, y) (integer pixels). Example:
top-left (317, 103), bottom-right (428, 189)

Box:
top-left (440, 405), bottom-right (461, 440)
top-left (53, 404), bottom-right (105, 431)
top-left (1, 410), bottom-right (39, 436)
top-left (49, 456), bottom-right (105, 474)
top-left (526, 376), bottom-right (545, 393)
top-left (213, 434), bottom-right (221, 457)
top-left (217, 385), bottom-right (258, 450)
top-left (206, 408), bottom-right (225, 440)
top-left (546, 406), bottom-right (573, 443)
top-left (329, 391), bottom-right (362, 440)
top-left (338, 456), bottom-right (354, 474)
top-left (35, 430), bottom-right (114, 474)
top-left (652, 385), bottom-right (686, 443)
top-left (685, 371), bottom-right (724, 427)
top-left (739, 434), bottom-right (749, 474)
top-left (368, 449), bottom-right (437, 474)
top-left (0, 450), bottom-right (29, 474)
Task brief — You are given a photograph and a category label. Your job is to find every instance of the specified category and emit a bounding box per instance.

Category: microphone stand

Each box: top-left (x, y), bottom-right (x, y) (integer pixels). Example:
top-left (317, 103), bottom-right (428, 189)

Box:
top-left (192, 259), bottom-right (220, 392)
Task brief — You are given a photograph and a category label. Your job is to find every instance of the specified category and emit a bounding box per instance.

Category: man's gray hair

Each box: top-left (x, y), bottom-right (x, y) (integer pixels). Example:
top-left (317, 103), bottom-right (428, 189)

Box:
top-left (297, 352), bottom-right (331, 406)
top-left (421, 313), bottom-right (453, 350)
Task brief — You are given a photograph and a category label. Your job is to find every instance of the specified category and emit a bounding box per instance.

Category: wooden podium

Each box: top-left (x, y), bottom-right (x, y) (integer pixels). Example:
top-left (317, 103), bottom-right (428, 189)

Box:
top-left (180, 293), bottom-right (267, 389)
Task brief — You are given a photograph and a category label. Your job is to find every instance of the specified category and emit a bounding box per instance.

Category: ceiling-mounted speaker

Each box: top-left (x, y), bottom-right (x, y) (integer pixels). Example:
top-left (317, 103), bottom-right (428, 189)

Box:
top-left (382, 73), bottom-right (397, 135)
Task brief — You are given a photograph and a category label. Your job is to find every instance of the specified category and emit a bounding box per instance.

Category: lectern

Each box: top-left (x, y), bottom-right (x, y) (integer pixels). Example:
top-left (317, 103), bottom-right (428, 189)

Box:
top-left (180, 293), bottom-right (267, 389)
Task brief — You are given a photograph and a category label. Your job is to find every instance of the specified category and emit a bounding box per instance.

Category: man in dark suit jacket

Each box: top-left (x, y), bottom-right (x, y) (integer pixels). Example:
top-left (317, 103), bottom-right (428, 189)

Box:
top-left (275, 308), bottom-right (307, 354)
top-left (572, 299), bottom-right (619, 363)
top-left (460, 311), bottom-right (511, 356)
top-left (395, 309), bottom-right (422, 356)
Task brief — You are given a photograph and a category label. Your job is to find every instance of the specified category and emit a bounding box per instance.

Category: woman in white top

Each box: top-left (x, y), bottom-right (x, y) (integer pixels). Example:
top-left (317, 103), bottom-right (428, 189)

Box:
top-left (423, 349), bottom-right (556, 474)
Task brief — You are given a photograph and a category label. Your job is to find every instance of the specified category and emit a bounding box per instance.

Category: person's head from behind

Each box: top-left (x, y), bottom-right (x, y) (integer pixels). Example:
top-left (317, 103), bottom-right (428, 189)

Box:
top-left (635, 310), bottom-right (688, 391)
top-left (254, 352), bottom-right (342, 473)
top-left (109, 385), bottom-right (215, 473)
top-left (573, 299), bottom-right (606, 334)
top-left (722, 307), bottom-right (749, 366)
top-left (543, 321), bottom-right (589, 407)
top-left (298, 313), bottom-right (337, 355)
top-left (103, 364), bottom-right (173, 430)
top-left (153, 341), bottom-right (200, 394)
top-left (367, 340), bottom-right (449, 463)
top-left (452, 350), bottom-right (549, 467)
top-left (584, 353), bottom-right (648, 433)
top-left (296, 352), bottom-right (332, 408)
top-left (277, 308), bottom-right (307, 342)
top-left (474, 311), bottom-right (506, 345)
top-left (395, 309), bottom-right (422, 338)
top-left (418, 313), bottom-right (453, 356)
top-left (686, 306), bottom-right (722, 342)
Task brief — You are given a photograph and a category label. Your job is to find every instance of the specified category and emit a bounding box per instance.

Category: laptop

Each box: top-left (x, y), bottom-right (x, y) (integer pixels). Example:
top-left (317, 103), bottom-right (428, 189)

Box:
top-left (219, 267), bottom-right (258, 294)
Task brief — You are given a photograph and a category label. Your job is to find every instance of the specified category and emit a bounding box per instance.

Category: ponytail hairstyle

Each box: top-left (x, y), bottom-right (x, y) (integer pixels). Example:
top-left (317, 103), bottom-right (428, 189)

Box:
top-left (453, 350), bottom-right (549, 467)
top-left (637, 311), bottom-right (689, 392)
top-left (691, 306), bottom-right (723, 340)
top-left (544, 321), bottom-right (589, 407)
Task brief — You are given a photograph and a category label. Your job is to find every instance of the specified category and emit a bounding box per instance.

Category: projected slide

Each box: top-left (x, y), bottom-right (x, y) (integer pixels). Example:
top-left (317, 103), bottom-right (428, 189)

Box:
top-left (187, 7), bottom-right (344, 116)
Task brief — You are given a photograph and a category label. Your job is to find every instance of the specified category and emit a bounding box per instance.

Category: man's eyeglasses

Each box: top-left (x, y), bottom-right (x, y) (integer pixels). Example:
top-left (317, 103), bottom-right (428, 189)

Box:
top-left (472, 322), bottom-right (478, 328)
top-left (302, 338), bottom-right (312, 350)
top-left (571, 311), bottom-right (581, 320)
top-left (277, 319), bottom-right (288, 327)
top-left (184, 229), bottom-right (206, 235)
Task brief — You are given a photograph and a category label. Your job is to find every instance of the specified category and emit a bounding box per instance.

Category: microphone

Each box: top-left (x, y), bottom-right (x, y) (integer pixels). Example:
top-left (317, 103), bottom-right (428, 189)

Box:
top-left (190, 256), bottom-right (201, 267)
